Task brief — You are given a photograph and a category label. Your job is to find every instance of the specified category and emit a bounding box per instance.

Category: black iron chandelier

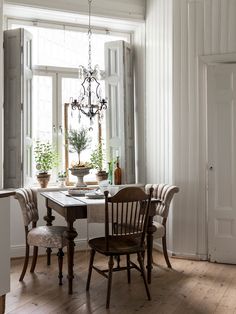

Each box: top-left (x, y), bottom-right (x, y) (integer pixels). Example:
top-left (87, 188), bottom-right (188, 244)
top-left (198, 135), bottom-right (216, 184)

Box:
top-left (70, 0), bottom-right (107, 122)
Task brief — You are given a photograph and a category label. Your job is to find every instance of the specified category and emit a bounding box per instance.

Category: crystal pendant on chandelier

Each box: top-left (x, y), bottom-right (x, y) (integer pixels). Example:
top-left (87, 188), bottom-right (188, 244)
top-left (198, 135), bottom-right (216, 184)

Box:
top-left (70, 0), bottom-right (107, 122)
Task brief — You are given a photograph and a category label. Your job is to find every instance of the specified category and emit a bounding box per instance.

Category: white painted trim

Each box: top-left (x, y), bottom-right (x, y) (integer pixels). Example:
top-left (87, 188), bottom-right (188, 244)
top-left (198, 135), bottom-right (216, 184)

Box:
top-left (199, 53), bottom-right (236, 64)
top-left (153, 241), bottom-right (208, 261)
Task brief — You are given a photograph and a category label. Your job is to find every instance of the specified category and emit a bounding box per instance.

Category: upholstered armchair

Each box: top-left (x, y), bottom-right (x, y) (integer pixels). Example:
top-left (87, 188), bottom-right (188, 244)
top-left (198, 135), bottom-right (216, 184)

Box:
top-left (14, 188), bottom-right (67, 285)
top-left (145, 183), bottom-right (179, 268)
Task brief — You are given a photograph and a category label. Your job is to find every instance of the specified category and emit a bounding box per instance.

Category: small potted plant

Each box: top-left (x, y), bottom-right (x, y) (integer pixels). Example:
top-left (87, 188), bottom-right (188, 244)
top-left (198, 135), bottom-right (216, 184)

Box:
top-left (90, 143), bottom-right (108, 182)
top-left (57, 170), bottom-right (67, 187)
top-left (67, 128), bottom-right (91, 187)
top-left (34, 141), bottom-right (58, 188)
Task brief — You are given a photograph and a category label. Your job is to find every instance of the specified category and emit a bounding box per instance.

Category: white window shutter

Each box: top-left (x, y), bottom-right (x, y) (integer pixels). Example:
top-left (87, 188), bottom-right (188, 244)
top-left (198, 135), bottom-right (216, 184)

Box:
top-left (4, 29), bottom-right (33, 188)
top-left (105, 40), bottom-right (135, 183)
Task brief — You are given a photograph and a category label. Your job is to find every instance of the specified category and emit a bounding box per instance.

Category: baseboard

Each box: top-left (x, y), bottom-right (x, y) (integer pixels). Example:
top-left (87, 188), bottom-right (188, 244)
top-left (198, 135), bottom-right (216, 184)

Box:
top-left (153, 241), bottom-right (208, 261)
top-left (10, 239), bottom-right (89, 258)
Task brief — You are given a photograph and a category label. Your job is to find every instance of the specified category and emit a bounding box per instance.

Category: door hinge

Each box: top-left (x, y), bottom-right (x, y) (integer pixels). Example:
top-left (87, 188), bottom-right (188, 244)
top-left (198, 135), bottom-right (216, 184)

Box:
top-left (21, 103), bottom-right (23, 111)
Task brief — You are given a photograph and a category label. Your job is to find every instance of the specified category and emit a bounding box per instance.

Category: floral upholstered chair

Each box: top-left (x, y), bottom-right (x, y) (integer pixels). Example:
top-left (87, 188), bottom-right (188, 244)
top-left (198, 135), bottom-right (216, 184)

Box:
top-left (145, 183), bottom-right (179, 268)
top-left (14, 188), bottom-right (67, 285)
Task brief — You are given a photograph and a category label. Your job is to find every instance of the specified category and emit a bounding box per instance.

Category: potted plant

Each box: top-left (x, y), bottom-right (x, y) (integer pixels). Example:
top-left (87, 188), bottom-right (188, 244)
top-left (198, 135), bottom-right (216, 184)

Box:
top-left (57, 170), bottom-right (67, 187)
top-left (67, 128), bottom-right (91, 187)
top-left (34, 141), bottom-right (58, 188)
top-left (90, 143), bottom-right (108, 182)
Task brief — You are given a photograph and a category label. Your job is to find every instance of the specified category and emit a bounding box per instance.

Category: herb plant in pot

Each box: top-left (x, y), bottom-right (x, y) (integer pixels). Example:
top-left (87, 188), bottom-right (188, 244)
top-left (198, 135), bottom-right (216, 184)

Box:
top-left (67, 128), bottom-right (91, 187)
top-left (90, 143), bottom-right (108, 182)
top-left (34, 141), bottom-right (58, 188)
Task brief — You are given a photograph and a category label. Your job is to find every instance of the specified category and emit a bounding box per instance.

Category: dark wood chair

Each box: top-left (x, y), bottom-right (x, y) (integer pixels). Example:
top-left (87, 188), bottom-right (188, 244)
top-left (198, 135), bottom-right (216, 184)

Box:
top-left (145, 183), bottom-right (179, 268)
top-left (86, 186), bottom-right (153, 308)
top-left (14, 188), bottom-right (67, 285)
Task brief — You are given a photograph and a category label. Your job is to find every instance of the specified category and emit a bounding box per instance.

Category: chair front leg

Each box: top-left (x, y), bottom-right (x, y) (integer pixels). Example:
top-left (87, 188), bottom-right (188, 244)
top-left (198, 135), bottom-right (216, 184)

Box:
top-left (30, 246), bottom-right (38, 273)
top-left (20, 228), bottom-right (30, 281)
top-left (137, 252), bottom-right (151, 301)
top-left (20, 243), bottom-right (30, 281)
top-left (46, 247), bottom-right (52, 266)
top-left (162, 234), bottom-right (172, 268)
top-left (57, 248), bottom-right (64, 285)
top-left (86, 249), bottom-right (96, 291)
top-left (126, 254), bottom-right (131, 284)
top-left (106, 256), bottom-right (114, 309)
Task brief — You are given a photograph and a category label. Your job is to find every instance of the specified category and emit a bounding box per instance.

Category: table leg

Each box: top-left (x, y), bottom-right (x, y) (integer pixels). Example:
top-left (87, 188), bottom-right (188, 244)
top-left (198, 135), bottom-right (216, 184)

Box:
top-left (43, 205), bottom-right (55, 265)
top-left (65, 220), bottom-right (78, 294)
top-left (146, 215), bottom-right (156, 284)
top-left (0, 295), bottom-right (6, 314)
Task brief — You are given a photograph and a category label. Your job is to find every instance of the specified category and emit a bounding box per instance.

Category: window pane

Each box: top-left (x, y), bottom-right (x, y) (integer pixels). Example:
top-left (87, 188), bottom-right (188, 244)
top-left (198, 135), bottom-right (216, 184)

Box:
top-left (32, 75), bottom-right (53, 180)
top-left (32, 75), bottom-right (53, 141)
top-left (62, 77), bottom-right (103, 183)
top-left (11, 23), bottom-right (127, 68)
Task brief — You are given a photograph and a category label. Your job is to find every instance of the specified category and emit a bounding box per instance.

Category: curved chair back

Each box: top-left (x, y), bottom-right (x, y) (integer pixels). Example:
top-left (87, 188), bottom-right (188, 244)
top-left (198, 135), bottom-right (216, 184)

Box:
top-left (145, 183), bottom-right (179, 218)
top-left (104, 187), bottom-right (153, 250)
top-left (14, 188), bottom-right (39, 226)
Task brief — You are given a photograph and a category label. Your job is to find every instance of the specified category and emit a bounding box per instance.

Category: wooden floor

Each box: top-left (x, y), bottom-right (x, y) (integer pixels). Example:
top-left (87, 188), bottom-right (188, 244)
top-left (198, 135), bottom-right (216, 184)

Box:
top-left (5, 250), bottom-right (236, 314)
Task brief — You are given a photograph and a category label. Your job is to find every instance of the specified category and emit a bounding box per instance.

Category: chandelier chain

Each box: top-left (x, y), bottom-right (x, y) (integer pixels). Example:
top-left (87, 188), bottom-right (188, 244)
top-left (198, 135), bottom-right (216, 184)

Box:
top-left (88, 0), bottom-right (92, 71)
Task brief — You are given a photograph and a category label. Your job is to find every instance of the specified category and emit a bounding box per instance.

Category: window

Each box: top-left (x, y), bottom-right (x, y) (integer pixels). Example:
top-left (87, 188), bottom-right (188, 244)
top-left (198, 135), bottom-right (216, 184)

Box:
top-left (7, 20), bottom-right (129, 185)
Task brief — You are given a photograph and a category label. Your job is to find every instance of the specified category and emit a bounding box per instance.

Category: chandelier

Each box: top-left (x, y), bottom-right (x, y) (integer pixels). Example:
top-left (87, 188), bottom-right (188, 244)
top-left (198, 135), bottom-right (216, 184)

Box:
top-left (71, 0), bottom-right (107, 122)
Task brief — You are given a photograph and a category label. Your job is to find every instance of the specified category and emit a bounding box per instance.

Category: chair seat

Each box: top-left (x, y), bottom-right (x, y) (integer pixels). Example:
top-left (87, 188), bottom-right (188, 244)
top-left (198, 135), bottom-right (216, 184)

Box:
top-left (88, 235), bottom-right (144, 255)
top-left (153, 221), bottom-right (165, 238)
top-left (28, 226), bottom-right (67, 249)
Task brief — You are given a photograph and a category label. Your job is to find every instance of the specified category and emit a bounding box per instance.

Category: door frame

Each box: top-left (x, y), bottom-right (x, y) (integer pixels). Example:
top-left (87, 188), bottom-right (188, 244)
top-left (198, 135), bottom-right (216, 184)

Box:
top-left (198, 52), bottom-right (236, 261)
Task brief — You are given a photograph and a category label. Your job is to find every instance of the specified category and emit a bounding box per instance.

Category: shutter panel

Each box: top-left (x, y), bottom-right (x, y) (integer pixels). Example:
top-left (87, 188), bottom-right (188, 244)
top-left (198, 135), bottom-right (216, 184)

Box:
top-left (4, 28), bottom-right (33, 188)
top-left (23, 30), bottom-right (33, 186)
top-left (105, 40), bottom-right (135, 184)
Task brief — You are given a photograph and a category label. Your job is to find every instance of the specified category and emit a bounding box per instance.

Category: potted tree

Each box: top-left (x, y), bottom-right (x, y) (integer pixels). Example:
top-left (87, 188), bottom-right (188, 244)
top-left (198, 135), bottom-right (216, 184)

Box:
top-left (67, 128), bottom-right (91, 187)
top-left (90, 143), bottom-right (108, 182)
top-left (34, 141), bottom-right (58, 188)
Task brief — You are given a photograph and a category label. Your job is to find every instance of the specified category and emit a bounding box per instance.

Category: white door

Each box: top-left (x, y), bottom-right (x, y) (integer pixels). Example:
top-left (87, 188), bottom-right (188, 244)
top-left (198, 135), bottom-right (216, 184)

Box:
top-left (207, 63), bottom-right (236, 263)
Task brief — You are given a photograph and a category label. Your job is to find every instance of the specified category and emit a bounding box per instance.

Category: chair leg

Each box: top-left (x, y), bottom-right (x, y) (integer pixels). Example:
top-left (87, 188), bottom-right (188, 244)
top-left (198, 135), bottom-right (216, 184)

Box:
top-left (46, 248), bottom-right (52, 266)
top-left (126, 254), bottom-right (131, 284)
top-left (30, 246), bottom-right (38, 273)
top-left (106, 256), bottom-right (114, 309)
top-left (162, 235), bottom-right (172, 268)
top-left (137, 252), bottom-right (151, 301)
top-left (86, 249), bottom-right (96, 291)
top-left (19, 243), bottom-right (30, 281)
top-left (57, 248), bottom-right (64, 286)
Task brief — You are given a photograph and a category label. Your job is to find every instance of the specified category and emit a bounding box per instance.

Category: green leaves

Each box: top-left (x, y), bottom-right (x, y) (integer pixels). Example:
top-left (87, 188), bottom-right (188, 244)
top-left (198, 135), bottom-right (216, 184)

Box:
top-left (90, 143), bottom-right (104, 171)
top-left (67, 128), bottom-right (91, 164)
top-left (34, 141), bottom-right (58, 173)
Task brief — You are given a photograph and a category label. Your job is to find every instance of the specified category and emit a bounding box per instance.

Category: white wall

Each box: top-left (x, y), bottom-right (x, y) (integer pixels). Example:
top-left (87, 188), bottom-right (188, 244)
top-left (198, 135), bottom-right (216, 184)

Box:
top-left (145, 0), bottom-right (236, 259)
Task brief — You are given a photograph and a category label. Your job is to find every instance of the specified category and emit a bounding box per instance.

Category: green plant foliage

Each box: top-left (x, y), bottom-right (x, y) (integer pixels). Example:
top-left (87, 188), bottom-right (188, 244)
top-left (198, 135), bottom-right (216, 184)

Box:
top-left (67, 128), bottom-right (91, 165)
top-left (90, 143), bottom-right (105, 171)
top-left (34, 141), bottom-right (58, 173)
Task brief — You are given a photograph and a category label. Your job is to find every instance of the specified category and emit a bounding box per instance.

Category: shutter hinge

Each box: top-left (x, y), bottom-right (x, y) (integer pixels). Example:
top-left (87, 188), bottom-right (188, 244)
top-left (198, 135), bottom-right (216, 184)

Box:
top-left (21, 45), bottom-right (23, 53)
top-left (21, 103), bottom-right (23, 110)
top-left (21, 162), bottom-right (23, 171)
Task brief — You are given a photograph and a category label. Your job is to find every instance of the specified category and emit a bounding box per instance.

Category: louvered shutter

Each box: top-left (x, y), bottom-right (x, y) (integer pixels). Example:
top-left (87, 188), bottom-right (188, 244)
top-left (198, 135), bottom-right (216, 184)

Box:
top-left (105, 40), bottom-right (135, 183)
top-left (4, 28), bottom-right (33, 187)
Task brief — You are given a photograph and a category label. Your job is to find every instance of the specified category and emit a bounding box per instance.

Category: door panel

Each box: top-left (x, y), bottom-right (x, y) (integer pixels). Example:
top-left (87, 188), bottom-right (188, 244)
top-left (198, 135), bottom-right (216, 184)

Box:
top-left (207, 64), bottom-right (236, 263)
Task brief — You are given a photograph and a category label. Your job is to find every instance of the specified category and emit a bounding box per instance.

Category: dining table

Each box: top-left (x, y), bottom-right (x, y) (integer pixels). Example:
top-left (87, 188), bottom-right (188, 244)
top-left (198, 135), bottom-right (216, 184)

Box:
top-left (41, 190), bottom-right (157, 295)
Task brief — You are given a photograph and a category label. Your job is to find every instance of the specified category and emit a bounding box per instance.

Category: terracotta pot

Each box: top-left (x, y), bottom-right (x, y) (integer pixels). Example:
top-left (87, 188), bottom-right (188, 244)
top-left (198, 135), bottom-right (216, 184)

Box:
top-left (96, 171), bottom-right (108, 182)
top-left (37, 173), bottom-right (51, 188)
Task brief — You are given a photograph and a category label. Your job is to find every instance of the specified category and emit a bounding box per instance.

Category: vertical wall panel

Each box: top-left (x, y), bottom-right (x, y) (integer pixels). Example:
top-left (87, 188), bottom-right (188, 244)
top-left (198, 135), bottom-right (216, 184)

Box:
top-left (145, 0), bottom-right (173, 186)
top-left (171, 0), bottom-right (236, 257)
top-left (0, 0), bottom-right (3, 188)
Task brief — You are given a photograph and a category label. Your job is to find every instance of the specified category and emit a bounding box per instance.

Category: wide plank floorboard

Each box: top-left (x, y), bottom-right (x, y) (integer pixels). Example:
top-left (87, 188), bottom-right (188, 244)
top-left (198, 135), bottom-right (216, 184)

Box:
top-left (5, 250), bottom-right (236, 313)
